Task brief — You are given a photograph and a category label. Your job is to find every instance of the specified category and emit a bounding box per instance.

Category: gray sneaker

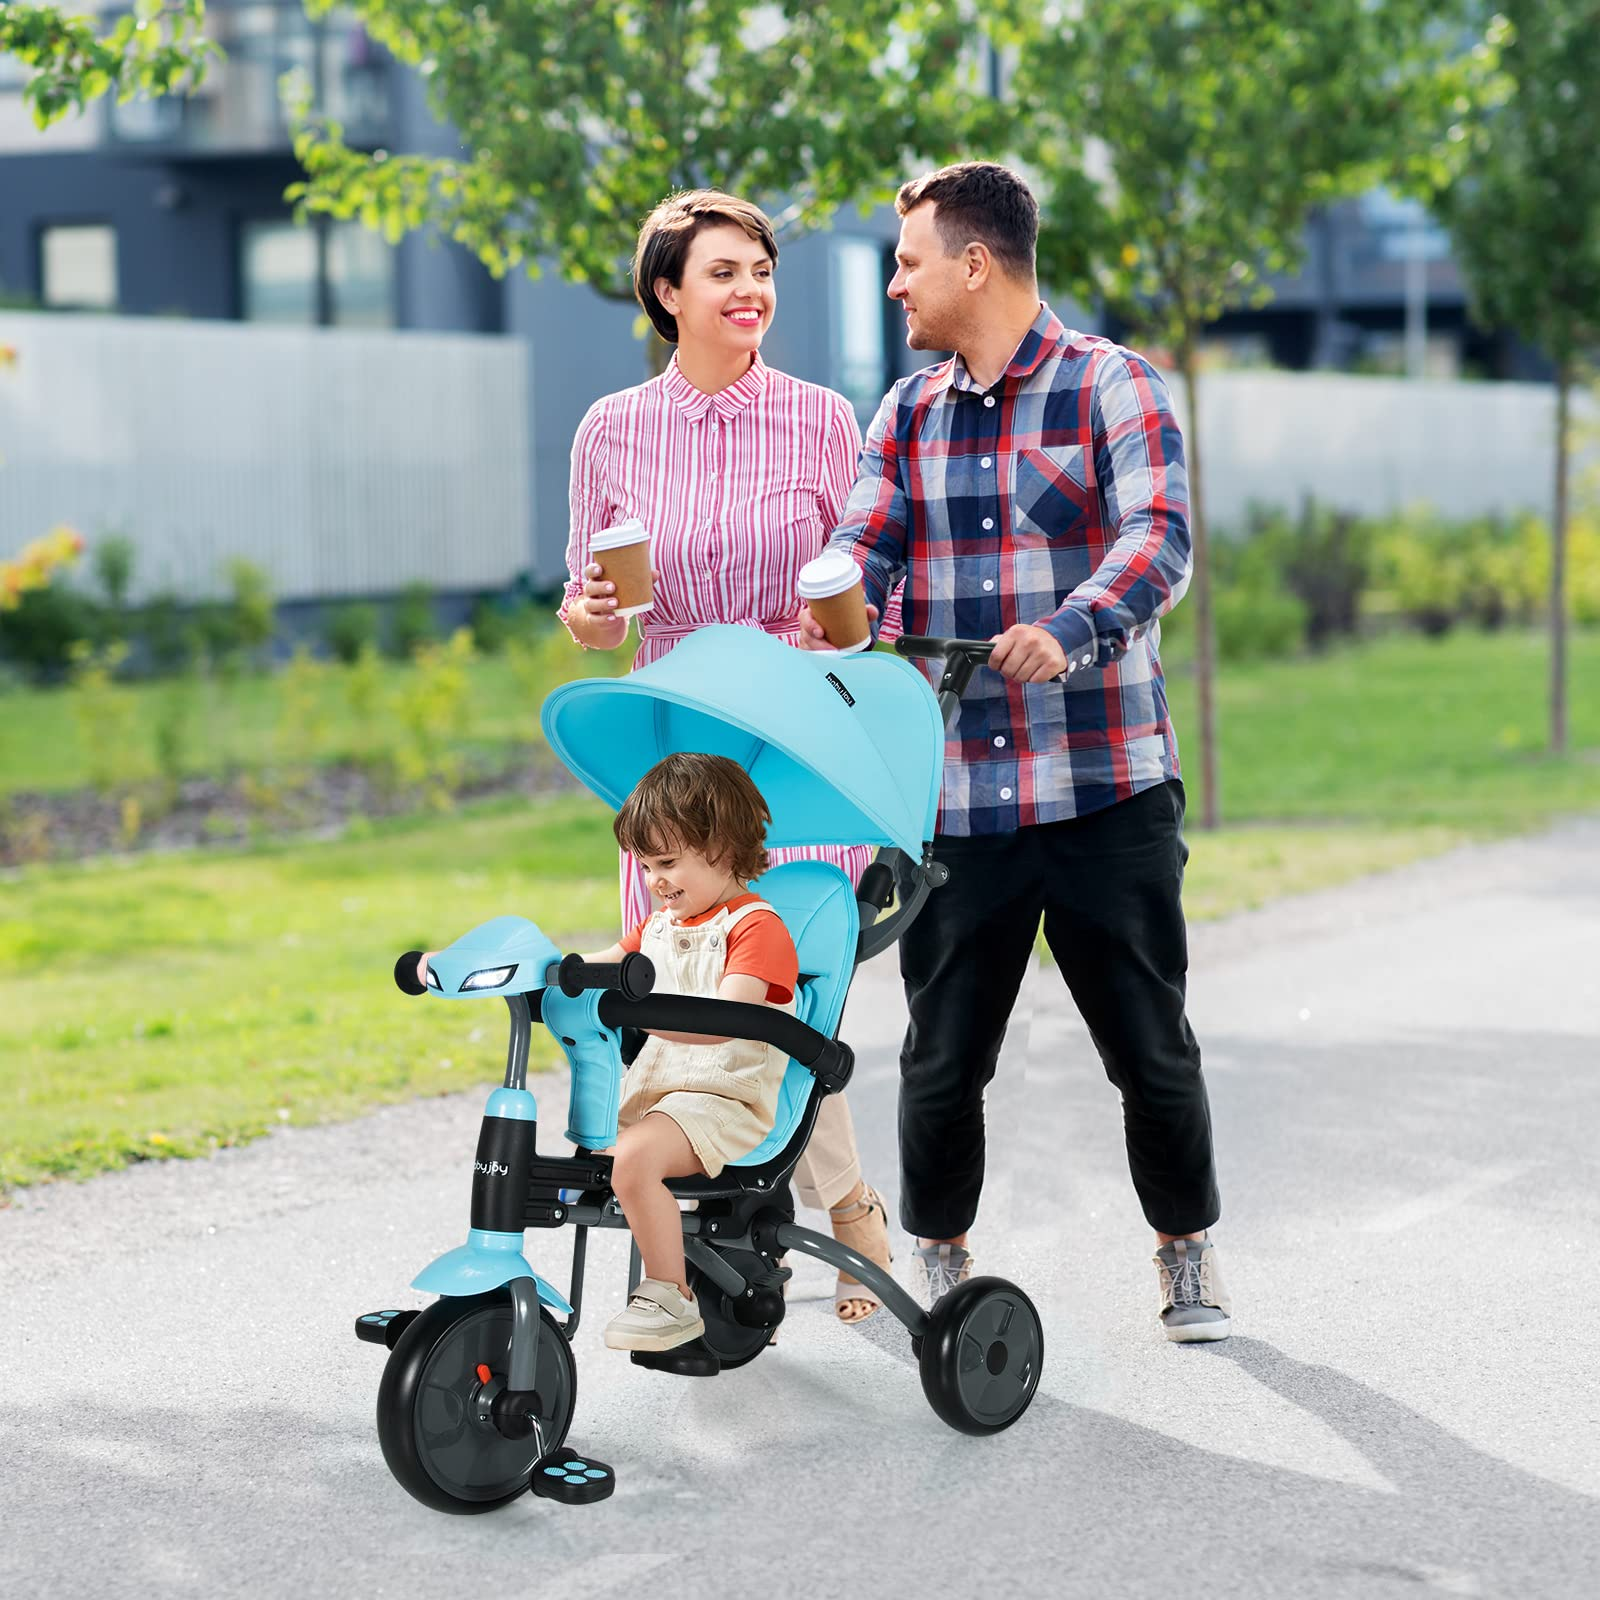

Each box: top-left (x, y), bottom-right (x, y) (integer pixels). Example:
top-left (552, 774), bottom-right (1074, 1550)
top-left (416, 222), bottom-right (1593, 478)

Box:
top-left (1154, 1236), bottom-right (1232, 1343)
top-left (912, 1242), bottom-right (974, 1308)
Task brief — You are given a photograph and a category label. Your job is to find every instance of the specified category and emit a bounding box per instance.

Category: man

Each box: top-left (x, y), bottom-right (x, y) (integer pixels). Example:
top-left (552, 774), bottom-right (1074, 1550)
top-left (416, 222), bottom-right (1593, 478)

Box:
top-left (798, 162), bottom-right (1229, 1342)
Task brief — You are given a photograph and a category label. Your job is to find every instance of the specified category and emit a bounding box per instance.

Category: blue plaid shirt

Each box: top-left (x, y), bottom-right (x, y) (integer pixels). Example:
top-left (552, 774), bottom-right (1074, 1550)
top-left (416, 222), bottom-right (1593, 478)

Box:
top-left (829, 305), bottom-right (1192, 836)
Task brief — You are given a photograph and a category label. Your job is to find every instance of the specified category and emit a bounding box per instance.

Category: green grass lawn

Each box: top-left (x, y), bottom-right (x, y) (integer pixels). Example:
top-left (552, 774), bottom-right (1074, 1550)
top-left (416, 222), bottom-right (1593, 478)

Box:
top-left (0, 796), bottom-right (620, 1190)
top-left (3, 626), bottom-right (1597, 1193)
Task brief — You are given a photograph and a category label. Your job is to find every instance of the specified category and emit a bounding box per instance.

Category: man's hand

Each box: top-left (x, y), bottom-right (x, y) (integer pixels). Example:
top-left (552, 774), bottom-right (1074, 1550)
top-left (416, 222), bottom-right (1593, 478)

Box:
top-left (796, 601), bottom-right (880, 650)
top-left (988, 624), bottom-right (1070, 683)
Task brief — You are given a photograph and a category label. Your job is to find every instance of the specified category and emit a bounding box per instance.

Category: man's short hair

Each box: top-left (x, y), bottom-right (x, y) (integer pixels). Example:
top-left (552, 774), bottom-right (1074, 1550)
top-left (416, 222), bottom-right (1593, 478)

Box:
top-left (614, 752), bottom-right (771, 885)
top-left (896, 161), bottom-right (1039, 281)
top-left (632, 190), bottom-right (780, 345)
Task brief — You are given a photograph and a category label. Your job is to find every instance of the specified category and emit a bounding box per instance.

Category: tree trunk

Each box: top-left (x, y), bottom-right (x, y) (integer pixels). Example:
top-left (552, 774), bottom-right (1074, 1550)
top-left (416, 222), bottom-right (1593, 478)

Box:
top-left (1551, 359), bottom-right (1570, 755)
top-left (1179, 346), bottom-right (1219, 829)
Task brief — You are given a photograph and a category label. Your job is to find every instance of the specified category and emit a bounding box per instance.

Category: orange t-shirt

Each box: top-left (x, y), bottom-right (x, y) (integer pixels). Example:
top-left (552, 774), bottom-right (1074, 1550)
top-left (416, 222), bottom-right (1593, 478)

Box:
top-left (620, 892), bottom-right (798, 1004)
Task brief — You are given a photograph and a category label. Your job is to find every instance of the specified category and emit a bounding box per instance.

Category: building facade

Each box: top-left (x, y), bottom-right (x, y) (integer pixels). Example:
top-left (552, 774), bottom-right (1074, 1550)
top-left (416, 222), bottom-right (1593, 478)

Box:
top-left (0, 3), bottom-right (1539, 594)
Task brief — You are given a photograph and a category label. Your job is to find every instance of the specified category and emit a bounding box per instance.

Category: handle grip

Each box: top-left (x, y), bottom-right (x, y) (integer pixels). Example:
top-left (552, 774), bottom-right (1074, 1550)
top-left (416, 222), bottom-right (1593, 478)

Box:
top-left (554, 951), bottom-right (656, 1001)
top-left (895, 635), bottom-right (995, 663)
top-left (395, 951), bottom-right (427, 996)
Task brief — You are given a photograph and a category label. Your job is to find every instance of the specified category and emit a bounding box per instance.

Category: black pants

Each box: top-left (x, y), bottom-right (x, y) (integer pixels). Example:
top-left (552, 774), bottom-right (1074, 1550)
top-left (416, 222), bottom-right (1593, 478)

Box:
top-left (893, 779), bottom-right (1220, 1240)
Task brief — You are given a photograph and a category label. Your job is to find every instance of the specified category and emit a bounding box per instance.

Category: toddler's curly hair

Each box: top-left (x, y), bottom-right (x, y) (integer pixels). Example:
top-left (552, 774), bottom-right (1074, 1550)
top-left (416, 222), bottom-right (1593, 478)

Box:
top-left (614, 753), bottom-right (771, 885)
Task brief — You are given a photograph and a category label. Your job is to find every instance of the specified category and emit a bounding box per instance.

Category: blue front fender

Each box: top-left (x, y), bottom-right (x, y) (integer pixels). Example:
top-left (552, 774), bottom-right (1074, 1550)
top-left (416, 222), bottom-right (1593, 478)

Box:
top-left (412, 1228), bottom-right (574, 1315)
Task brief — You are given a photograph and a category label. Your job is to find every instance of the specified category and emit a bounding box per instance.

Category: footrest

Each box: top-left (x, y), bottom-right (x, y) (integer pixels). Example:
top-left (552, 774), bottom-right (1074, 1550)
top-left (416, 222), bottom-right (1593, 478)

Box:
top-left (355, 1308), bottom-right (419, 1349)
top-left (531, 1451), bottom-right (616, 1504)
top-left (744, 1264), bottom-right (793, 1292)
top-left (630, 1342), bottom-right (721, 1377)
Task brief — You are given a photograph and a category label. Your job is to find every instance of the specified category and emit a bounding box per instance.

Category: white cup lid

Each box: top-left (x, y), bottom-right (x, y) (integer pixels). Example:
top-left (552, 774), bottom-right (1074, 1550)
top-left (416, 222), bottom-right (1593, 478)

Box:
top-left (590, 517), bottom-right (649, 552)
top-left (797, 547), bottom-right (864, 600)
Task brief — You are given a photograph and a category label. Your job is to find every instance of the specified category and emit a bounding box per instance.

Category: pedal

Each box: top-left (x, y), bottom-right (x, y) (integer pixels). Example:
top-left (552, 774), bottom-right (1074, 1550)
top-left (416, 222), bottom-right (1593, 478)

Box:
top-left (629, 1342), bottom-right (721, 1377)
top-left (530, 1451), bottom-right (616, 1505)
top-left (745, 1263), bottom-right (792, 1292)
top-left (354, 1309), bottom-right (419, 1349)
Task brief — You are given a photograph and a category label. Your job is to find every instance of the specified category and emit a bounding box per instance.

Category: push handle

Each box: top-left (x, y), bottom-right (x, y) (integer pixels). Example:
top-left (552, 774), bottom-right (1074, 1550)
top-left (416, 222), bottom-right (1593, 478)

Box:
top-left (895, 634), bottom-right (996, 663)
top-left (554, 951), bottom-right (656, 1001)
top-left (895, 635), bottom-right (997, 713)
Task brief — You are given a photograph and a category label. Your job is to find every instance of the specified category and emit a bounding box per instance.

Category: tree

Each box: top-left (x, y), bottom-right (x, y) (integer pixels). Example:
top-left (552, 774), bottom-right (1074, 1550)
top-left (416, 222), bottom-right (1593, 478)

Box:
top-left (995, 0), bottom-right (1497, 827)
top-left (0, 0), bottom-right (216, 129)
top-left (287, 0), bottom-right (1002, 356)
top-left (1432, 3), bottom-right (1599, 755)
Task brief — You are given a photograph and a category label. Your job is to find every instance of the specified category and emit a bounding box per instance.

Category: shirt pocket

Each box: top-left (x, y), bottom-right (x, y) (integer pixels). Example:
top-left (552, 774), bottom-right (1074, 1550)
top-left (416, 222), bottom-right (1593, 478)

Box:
top-left (1013, 445), bottom-right (1093, 542)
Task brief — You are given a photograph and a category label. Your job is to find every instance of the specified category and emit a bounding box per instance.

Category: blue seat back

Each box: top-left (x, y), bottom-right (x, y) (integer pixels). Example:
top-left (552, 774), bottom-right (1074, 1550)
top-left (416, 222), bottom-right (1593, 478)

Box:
top-left (726, 860), bottom-right (860, 1167)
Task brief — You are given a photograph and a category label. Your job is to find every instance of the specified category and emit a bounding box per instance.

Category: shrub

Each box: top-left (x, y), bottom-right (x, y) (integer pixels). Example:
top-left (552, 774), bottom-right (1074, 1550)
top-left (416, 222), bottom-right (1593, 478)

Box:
top-left (68, 640), bottom-right (144, 796)
top-left (140, 591), bottom-right (199, 675)
top-left (469, 594), bottom-right (541, 656)
top-left (92, 534), bottom-right (136, 607)
top-left (0, 581), bottom-right (102, 678)
top-left (225, 558), bottom-right (276, 665)
top-left (392, 628), bottom-right (476, 807)
top-left (391, 581), bottom-right (439, 659)
top-left (1374, 506), bottom-right (1468, 637)
top-left (325, 602), bottom-right (380, 665)
top-left (1270, 500), bottom-right (1371, 646)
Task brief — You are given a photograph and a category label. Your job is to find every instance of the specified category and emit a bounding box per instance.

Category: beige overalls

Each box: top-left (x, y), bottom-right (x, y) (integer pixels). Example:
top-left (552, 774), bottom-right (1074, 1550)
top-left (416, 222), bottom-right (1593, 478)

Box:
top-left (616, 899), bottom-right (795, 1178)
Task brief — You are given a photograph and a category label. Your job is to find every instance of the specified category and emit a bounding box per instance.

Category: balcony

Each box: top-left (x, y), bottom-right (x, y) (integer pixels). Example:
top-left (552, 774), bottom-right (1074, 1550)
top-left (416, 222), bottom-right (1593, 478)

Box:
top-left (100, 2), bottom-right (392, 157)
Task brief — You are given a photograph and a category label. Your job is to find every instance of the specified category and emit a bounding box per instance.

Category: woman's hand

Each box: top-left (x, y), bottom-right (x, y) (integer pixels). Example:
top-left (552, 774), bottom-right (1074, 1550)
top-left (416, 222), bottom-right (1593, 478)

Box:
top-left (569, 561), bottom-right (635, 650)
top-left (796, 602), bottom-right (879, 650)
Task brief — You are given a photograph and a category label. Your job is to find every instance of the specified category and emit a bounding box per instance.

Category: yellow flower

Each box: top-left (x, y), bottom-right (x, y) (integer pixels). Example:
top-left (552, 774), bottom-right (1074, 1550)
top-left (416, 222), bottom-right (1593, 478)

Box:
top-left (1121, 244), bottom-right (1140, 268)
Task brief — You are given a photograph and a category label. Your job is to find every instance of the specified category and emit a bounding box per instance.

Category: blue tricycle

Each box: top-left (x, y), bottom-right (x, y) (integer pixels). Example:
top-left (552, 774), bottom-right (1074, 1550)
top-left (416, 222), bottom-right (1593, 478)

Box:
top-left (356, 629), bottom-right (1044, 1512)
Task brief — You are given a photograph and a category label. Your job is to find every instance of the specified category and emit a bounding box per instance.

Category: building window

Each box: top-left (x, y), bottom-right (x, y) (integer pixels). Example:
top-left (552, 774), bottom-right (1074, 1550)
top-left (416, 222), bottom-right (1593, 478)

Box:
top-left (328, 222), bottom-right (393, 328)
top-left (241, 218), bottom-right (393, 327)
top-left (40, 224), bottom-right (118, 309)
top-left (242, 219), bottom-right (319, 323)
top-left (832, 237), bottom-right (891, 418)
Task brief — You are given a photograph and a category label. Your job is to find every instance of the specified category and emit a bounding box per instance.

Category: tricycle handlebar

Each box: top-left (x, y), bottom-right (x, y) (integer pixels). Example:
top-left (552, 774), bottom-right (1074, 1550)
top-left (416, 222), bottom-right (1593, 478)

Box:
top-left (552, 951), bottom-right (656, 1001)
top-left (394, 950), bottom-right (427, 996)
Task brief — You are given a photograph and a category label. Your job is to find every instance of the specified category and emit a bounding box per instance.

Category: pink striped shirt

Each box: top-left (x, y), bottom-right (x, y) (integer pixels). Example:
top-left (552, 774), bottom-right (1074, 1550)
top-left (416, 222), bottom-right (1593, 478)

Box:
top-left (561, 352), bottom-right (903, 929)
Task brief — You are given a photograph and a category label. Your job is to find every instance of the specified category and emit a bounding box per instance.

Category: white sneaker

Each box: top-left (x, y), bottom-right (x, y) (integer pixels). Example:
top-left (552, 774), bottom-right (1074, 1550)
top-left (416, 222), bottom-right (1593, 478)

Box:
top-left (911, 1242), bottom-right (974, 1309)
top-left (603, 1278), bottom-right (705, 1352)
top-left (1154, 1236), bottom-right (1232, 1343)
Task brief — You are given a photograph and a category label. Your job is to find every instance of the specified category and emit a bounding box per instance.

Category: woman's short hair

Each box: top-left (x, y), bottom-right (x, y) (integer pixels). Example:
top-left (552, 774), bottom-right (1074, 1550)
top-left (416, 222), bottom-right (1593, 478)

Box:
top-left (896, 161), bottom-right (1039, 282)
top-left (615, 752), bottom-right (771, 885)
top-left (632, 190), bottom-right (780, 345)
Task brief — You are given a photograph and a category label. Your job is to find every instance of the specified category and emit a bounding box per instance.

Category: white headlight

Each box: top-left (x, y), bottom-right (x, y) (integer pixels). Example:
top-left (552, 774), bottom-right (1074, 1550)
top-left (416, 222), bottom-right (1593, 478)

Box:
top-left (461, 964), bottom-right (517, 991)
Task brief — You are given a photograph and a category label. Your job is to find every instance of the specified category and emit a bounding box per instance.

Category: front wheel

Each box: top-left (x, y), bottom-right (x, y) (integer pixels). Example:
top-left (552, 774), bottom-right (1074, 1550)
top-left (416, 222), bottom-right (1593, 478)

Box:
top-left (376, 1289), bottom-right (577, 1513)
top-left (919, 1277), bottom-right (1043, 1436)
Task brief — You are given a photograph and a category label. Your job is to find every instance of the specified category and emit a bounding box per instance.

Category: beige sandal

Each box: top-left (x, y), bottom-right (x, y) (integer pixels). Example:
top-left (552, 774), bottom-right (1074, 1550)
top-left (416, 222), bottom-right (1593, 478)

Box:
top-left (829, 1183), bottom-right (893, 1324)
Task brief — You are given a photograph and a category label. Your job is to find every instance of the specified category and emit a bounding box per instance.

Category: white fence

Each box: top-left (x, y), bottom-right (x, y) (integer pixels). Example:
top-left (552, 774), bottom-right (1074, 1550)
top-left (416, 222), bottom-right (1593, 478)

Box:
top-left (1171, 367), bottom-right (1595, 531)
top-left (0, 312), bottom-right (529, 603)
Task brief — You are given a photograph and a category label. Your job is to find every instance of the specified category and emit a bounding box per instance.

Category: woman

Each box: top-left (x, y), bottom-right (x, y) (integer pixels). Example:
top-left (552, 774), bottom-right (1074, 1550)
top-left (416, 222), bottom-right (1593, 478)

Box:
top-left (560, 190), bottom-right (898, 1324)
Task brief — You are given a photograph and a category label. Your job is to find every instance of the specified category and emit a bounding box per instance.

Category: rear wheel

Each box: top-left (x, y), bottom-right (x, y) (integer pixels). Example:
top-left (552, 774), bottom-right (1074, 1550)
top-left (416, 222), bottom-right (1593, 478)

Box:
top-left (688, 1248), bottom-right (778, 1369)
top-left (376, 1290), bottom-right (577, 1513)
top-left (919, 1277), bottom-right (1043, 1436)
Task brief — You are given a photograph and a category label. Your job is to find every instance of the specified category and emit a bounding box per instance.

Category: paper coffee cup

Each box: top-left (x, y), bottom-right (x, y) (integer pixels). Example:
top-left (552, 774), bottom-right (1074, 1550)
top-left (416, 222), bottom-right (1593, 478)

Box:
top-left (798, 548), bottom-right (871, 653)
top-left (590, 518), bottom-right (653, 617)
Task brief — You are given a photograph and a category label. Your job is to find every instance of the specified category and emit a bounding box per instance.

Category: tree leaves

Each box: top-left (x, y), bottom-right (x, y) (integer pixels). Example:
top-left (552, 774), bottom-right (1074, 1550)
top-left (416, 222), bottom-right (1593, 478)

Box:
top-left (0, 0), bottom-right (218, 129)
top-left (287, 1), bottom-right (997, 300)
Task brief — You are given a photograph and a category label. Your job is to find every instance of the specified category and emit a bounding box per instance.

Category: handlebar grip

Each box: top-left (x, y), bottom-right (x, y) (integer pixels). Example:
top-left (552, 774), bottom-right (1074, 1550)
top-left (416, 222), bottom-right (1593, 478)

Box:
top-left (895, 635), bottom-right (995, 662)
top-left (394, 951), bottom-right (427, 996)
top-left (555, 951), bottom-right (656, 1001)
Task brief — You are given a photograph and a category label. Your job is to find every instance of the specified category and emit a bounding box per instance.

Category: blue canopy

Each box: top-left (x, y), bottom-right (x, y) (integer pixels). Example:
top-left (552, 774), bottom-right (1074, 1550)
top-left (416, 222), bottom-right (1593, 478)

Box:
top-left (540, 626), bottom-right (944, 856)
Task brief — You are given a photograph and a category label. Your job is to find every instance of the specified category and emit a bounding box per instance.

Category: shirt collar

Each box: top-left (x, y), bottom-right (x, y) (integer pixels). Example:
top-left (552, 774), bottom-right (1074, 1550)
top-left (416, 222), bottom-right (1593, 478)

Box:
top-left (661, 352), bottom-right (770, 420)
top-left (943, 303), bottom-right (1064, 396)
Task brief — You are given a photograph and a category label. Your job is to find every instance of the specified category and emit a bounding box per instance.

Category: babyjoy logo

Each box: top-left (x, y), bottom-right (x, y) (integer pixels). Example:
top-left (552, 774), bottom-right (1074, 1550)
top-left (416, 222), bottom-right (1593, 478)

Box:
top-left (475, 1160), bottom-right (510, 1177)
top-left (825, 673), bottom-right (856, 707)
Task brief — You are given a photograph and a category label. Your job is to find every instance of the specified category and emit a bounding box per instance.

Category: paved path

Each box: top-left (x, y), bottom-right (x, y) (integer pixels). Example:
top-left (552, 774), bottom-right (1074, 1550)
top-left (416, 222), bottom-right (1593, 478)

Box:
top-left (4, 821), bottom-right (1598, 1598)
